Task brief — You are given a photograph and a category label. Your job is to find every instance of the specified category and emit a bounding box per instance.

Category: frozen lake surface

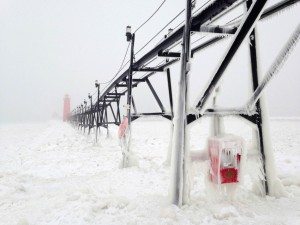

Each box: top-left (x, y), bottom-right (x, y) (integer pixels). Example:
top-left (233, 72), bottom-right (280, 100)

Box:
top-left (0, 118), bottom-right (299, 225)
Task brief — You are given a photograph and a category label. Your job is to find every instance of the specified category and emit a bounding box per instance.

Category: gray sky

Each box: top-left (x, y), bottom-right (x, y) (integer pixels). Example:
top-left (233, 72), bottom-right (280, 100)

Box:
top-left (0, 0), bottom-right (299, 123)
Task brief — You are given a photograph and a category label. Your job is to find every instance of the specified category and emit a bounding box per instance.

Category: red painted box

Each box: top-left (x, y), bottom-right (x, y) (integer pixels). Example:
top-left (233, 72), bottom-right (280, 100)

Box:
top-left (208, 135), bottom-right (243, 184)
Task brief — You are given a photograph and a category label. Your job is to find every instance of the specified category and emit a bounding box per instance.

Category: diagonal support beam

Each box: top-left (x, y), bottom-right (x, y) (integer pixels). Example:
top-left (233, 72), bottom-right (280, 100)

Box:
top-left (166, 68), bottom-right (174, 118)
top-left (145, 78), bottom-right (165, 113)
top-left (196, 0), bottom-right (269, 111)
top-left (109, 104), bottom-right (117, 123)
top-left (132, 97), bottom-right (137, 114)
top-left (260, 0), bottom-right (300, 20)
top-left (247, 24), bottom-right (300, 110)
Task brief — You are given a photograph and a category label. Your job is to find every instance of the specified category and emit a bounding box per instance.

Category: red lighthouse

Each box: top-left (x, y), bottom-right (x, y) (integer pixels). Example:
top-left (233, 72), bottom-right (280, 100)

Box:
top-left (63, 94), bottom-right (71, 122)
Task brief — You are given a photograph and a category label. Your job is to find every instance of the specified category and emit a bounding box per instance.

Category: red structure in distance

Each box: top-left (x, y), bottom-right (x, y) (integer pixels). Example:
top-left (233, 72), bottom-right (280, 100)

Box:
top-left (63, 94), bottom-right (71, 122)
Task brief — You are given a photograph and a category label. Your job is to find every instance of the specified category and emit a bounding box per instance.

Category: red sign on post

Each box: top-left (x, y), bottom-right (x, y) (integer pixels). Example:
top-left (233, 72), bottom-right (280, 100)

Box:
top-left (118, 117), bottom-right (128, 139)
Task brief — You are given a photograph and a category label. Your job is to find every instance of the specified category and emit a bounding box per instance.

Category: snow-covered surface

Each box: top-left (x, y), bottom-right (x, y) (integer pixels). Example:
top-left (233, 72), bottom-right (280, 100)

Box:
top-left (0, 118), bottom-right (299, 225)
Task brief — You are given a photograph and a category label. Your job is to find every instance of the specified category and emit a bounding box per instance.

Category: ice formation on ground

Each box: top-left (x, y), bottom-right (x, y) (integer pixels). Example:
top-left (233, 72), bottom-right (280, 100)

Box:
top-left (0, 118), bottom-right (299, 225)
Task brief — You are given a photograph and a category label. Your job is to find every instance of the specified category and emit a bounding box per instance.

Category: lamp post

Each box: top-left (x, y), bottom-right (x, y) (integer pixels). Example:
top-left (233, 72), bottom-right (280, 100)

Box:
top-left (126, 26), bottom-right (132, 42)
top-left (122, 25), bottom-right (135, 168)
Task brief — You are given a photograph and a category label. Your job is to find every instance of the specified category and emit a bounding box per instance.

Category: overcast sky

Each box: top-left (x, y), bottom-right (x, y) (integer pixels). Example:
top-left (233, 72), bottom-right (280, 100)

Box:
top-left (0, 0), bottom-right (299, 124)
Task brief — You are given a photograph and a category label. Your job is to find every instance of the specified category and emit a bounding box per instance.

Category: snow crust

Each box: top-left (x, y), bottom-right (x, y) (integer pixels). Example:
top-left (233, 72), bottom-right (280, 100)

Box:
top-left (0, 118), bottom-right (299, 225)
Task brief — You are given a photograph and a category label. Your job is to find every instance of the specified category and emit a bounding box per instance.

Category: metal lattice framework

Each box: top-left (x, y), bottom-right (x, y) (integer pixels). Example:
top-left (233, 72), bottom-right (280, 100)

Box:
top-left (69, 0), bottom-right (300, 206)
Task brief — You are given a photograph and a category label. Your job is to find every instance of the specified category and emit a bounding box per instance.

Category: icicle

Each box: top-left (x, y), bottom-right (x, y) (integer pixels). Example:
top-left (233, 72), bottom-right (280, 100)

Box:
top-left (164, 121), bottom-right (174, 166)
top-left (261, 1), bottom-right (300, 23)
top-left (246, 24), bottom-right (300, 111)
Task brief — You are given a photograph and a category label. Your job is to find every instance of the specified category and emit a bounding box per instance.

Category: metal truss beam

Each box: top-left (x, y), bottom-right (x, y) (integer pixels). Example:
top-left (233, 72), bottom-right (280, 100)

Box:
top-left (94, 0), bottom-right (240, 104)
top-left (70, 0), bottom-right (296, 124)
top-left (193, 25), bottom-right (237, 34)
top-left (196, 0), bottom-right (269, 111)
top-left (133, 67), bottom-right (164, 72)
top-left (116, 83), bottom-right (137, 88)
top-left (191, 0), bottom-right (299, 57)
top-left (158, 51), bottom-right (181, 58)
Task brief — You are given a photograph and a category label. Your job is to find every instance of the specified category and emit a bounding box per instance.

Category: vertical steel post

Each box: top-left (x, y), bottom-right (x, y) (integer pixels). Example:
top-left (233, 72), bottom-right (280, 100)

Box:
top-left (88, 96), bottom-right (93, 135)
top-left (166, 68), bottom-right (174, 118)
top-left (211, 87), bottom-right (224, 136)
top-left (80, 106), bottom-right (83, 130)
top-left (95, 85), bottom-right (100, 142)
top-left (78, 106), bottom-right (82, 130)
top-left (246, 0), bottom-right (269, 195)
top-left (115, 87), bottom-right (121, 124)
top-left (170, 0), bottom-right (192, 206)
top-left (83, 103), bottom-right (87, 132)
top-left (123, 32), bottom-right (135, 167)
top-left (165, 68), bottom-right (174, 166)
top-left (102, 99), bottom-right (106, 130)
top-left (80, 106), bottom-right (82, 128)
top-left (127, 33), bottom-right (135, 127)
top-left (105, 106), bottom-right (109, 137)
top-left (100, 102), bottom-right (104, 126)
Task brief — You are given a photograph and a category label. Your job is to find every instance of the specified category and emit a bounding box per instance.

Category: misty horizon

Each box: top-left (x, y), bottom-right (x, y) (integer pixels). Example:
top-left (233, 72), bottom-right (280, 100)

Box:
top-left (1, 0), bottom-right (299, 124)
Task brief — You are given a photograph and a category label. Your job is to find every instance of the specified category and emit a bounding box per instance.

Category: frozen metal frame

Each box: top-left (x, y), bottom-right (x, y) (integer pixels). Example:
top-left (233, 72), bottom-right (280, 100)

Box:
top-left (69, 0), bottom-right (299, 204)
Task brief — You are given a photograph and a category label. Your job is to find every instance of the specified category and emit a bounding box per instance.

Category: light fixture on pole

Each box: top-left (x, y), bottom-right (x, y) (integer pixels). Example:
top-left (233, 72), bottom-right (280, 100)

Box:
top-left (126, 26), bottom-right (132, 42)
top-left (95, 80), bottom-right (99, 88)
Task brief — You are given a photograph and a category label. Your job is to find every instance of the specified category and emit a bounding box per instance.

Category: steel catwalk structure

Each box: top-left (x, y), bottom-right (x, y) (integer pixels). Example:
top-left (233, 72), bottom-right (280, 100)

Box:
top-left (69, 0), bottom-right (300, 206)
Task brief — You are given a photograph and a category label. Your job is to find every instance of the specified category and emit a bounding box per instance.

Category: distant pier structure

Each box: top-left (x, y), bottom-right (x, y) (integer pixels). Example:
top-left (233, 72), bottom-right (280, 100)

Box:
top-left (63, 94), bottom-right (71, 122)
